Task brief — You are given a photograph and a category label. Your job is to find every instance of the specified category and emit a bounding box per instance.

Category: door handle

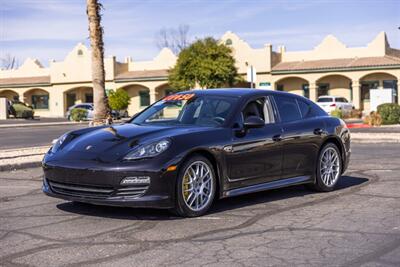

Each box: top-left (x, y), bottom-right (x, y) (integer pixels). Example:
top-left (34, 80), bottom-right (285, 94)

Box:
top-left (314, 128), bottom-right (324, 135)
top-left (272, 134), bottom-right (282, 142)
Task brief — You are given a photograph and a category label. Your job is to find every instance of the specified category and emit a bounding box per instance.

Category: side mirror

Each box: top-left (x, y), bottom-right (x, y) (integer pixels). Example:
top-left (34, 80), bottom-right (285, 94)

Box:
top-left (244, 116), bottom-right (265, 129)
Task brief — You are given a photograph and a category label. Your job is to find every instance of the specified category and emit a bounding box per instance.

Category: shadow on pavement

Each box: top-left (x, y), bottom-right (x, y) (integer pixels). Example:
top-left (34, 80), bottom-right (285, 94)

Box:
top-left (56, 175), bottom-right (368, 220)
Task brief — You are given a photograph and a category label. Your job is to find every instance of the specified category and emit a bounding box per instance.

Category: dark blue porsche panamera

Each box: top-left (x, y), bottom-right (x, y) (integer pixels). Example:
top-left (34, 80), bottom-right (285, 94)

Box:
top-left (42, 89), bottom-right (351, 217)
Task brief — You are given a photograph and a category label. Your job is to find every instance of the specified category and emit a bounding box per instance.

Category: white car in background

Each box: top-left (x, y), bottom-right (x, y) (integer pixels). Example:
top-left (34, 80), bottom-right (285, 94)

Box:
top-left (66, 103), bottom-right (94, 120)
top-left (317, 96), bottom-right (353, 115)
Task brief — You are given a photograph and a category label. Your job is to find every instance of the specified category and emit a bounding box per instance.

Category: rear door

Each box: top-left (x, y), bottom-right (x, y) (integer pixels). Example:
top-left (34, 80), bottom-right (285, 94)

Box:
top-left (273, 95), bottom-right (325, 179)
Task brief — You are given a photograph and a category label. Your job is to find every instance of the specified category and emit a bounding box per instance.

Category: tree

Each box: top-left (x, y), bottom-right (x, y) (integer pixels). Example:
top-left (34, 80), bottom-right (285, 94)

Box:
top-left (108, 89), bottom-right (131, 111)
top-left (86, 0), bottom-right (110, 125)
top-left (168, 37), bottom-right (240, 90)
top-left (156, 24), bottom-right (190, 55)
top-left (1, 54), bottom-right (19, 69)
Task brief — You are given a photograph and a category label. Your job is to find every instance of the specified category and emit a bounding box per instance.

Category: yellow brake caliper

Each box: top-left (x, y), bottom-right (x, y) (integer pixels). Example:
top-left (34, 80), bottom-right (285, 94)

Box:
top-left (183, 173), bottom-right (190, 200)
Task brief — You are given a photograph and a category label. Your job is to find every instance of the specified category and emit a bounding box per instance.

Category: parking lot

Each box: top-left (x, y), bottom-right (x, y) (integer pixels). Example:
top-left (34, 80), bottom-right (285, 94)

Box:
top-left (1, 143), bottom-right (399, 266)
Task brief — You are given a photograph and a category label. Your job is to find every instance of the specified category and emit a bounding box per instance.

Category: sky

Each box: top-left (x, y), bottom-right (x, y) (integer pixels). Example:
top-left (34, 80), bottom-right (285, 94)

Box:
top-left (1, 0), bottom-right (400, 66)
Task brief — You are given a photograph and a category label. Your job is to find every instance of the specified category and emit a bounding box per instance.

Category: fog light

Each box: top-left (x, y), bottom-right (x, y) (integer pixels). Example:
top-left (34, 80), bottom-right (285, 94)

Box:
top-left (120, 176), bottom-right (150, 185)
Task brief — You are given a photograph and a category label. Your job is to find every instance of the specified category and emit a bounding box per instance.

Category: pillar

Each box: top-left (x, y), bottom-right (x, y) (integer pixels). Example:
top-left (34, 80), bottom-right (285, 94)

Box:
top-left (149, 88), bottom-right (158, 104)
top-left (352, 80), bottom-right (361, 110)
top-left (309, 82), bottom-right (318, 102)
top-left (397, 81), bottom-right (400, 105)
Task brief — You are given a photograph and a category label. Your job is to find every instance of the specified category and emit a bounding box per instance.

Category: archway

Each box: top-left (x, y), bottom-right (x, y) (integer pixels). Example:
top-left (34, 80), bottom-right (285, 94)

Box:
top-left (120, 84), bottom-right (150, 116)
top-left (0, 89), bottom-right (19, 101)
top-left (359, 72), bottom-right (398, 110)
top-left (274, 77), bottom-right (310, 98)
top-left (63, 86), bottom-right (93, 111)
top-left (155, 83), bottom-right (173, 101)
top-left (23, 88), bottom-right (50, 110)
top-left (316, 74), bottom-right (352, 100)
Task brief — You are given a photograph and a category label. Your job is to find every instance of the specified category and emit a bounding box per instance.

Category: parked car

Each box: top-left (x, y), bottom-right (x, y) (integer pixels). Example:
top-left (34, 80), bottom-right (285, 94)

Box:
top-left (66, 103), bottom-right (122, 120)
top-left (317, 96), bottom-right (353, 115)
top-left (8, 100), bottom-right (35, 119)
top-left (43, 89), bottom-right (351, 217)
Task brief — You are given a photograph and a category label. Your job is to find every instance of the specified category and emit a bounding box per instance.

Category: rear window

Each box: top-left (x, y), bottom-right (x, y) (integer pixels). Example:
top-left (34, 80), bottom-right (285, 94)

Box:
top-left (274, 95), bottom-right (302, 122)
top-left (317, 97), bottom-right (333, 103)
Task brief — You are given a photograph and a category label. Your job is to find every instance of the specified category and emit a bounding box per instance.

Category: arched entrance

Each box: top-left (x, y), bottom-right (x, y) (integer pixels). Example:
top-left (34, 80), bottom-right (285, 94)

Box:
top-left (23, 88), bottom-right (50, 110)
top-left (316, 74), bottom-right (352, 100)
top-left (120, 84), bottom-right (150, 116)
top-left (0, 90), bottom-right (19, 101)
top-left (63, 86), bottom-right (93, 111)
top-left (274, 77), bottom-right (310, 98)
top-left (155, 83), bottom-right (173, 101)
top-left (359, 72), bottom-right (398, 111)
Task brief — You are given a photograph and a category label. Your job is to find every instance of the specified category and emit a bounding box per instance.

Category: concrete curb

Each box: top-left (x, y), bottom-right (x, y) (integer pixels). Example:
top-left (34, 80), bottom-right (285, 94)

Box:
top-left (0, 161), bottom-right (42, 172)
top-left (0, 121), bottom-right (88, 128)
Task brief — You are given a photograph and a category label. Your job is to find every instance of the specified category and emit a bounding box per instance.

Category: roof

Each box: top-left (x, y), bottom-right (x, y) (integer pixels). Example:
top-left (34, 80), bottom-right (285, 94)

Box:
top-left (272, 56), bottom-right (400, 73)
top-left (0, 76), bottom-right (51, 87)
top-left (115, 69), bottom-right (168, 81)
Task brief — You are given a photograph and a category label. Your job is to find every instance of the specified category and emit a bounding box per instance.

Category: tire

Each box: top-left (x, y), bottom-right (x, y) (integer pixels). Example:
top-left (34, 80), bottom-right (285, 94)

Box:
top-left (173, 155), bottom-right (217, 217)
top-left (308, 143), bottom-right (342, 192)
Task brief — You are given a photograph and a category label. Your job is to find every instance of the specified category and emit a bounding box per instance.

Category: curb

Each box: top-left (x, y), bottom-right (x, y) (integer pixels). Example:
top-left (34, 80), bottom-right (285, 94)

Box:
top-left (0, 161), bottom-right (42, 172)
top-left (0, 122), bottom-right (88, 128)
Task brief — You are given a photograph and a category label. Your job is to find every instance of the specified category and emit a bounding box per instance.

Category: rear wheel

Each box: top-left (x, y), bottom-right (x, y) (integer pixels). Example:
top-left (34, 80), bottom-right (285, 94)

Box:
top-left (174, 155), bottom-right (216, 217)
top-left (309, 143), bottom-right (342, 192)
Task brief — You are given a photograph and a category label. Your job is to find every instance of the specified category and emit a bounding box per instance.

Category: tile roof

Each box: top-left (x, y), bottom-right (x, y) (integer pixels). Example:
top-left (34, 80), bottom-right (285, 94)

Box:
top-left (115, 69), bottom-right (169, 80)
top-left (272, 56), bottom-right (400, 72)
top-left (0, 76), bottom-right (51, 86)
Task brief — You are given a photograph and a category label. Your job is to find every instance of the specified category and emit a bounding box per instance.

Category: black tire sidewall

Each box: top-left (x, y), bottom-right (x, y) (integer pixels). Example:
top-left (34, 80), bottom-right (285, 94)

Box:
top-left (316, 143), bottom-right (342, 191)
top-left (175, 155), bottom-right (216, 217)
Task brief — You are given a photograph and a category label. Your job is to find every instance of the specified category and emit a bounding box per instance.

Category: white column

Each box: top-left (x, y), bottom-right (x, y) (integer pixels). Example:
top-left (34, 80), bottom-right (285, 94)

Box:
top-left (352, 80), bottom-right (361, 110)
top-left (149, 88), bottom-right (158, 104)
top-left (397, 81), bottom-right (400, 105)
top-left (309, 82), bottom-right (318, 102)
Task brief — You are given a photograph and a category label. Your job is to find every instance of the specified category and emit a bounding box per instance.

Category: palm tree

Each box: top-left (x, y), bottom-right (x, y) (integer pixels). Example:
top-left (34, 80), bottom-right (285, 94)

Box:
top-left (86, 0), bottom-right (110, 125)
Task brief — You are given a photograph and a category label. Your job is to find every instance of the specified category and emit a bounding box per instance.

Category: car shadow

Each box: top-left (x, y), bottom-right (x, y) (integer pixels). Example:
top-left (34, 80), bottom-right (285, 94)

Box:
top-left (56, 175), bottom-right (368, 220)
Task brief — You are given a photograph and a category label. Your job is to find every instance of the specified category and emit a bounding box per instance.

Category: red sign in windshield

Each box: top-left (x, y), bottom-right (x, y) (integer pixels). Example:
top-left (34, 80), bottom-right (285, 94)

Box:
top-left (163, 93), bottom-right (195, 101)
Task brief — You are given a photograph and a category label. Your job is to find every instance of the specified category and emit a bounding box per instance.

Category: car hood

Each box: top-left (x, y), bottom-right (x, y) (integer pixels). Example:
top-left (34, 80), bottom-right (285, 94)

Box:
top-left (52, 123), bottom-right (209, 162)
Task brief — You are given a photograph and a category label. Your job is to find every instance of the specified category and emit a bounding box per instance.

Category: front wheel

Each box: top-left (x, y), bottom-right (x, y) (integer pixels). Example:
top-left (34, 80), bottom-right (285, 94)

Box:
top-left (309, 143), bottom-right (342, 192)
top-left (174, 155), bottom-right (216, 217)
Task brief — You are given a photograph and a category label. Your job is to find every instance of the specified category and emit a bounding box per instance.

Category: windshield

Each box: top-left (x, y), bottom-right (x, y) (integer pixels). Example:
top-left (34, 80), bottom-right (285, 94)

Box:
top-left (131, 94), bottom-right (238, 127)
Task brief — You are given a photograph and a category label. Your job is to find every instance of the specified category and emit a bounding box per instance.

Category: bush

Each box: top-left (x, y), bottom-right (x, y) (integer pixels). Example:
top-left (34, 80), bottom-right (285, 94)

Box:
top-left (377, 103), bottom-right (400, 125)
top-left (330, 109), bottom-right (343, 119)
top-left (12, 103), bottom-right (34, 118)
top-left (70, 108), bottom-right (88, 121)
top-left (363, 111), bottom-right (382, 126)
top-left (108, 88), bottom-right (130, 111)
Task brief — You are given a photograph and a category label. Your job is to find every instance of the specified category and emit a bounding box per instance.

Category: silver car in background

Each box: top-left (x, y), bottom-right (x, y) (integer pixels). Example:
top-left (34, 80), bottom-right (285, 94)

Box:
top-left (317, 96), bottom-right (354, 115)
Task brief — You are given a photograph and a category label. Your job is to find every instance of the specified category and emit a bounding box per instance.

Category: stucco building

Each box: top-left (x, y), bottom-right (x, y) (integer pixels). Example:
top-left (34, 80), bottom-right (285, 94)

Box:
top-left (0, 31), bottom-right (399, 118)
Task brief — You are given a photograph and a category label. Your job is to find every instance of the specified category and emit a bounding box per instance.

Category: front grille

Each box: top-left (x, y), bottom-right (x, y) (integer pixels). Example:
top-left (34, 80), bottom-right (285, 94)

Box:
top-left (48, 180), bottom-right (150, 199)
top-left (49, 181), bottom-right (114, 199)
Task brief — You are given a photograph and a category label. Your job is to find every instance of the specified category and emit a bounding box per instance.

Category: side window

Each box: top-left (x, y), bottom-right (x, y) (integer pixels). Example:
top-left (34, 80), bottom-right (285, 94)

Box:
top-left (297, 99), bottom-right (311, 118)
top-left (274, 95), bottom-right (302, 123)
top-left (241, 98), bottom-right (265, 123)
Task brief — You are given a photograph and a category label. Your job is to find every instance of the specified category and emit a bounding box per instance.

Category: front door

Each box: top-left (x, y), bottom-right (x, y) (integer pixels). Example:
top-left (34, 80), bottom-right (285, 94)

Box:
top-left (225, 96), bottom-right (283, 189)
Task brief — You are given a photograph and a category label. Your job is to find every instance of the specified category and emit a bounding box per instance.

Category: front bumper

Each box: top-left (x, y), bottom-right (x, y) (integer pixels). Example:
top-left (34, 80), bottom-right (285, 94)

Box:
top-left (42, 159), bottom-right (178, 209)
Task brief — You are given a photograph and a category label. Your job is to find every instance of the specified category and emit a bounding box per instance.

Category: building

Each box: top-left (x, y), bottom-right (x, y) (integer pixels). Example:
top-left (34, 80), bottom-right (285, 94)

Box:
top-left (1, 31), bottom-right (399, 118)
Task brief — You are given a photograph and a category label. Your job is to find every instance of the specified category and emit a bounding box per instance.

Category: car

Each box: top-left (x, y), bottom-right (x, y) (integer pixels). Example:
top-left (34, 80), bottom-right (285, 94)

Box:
top-left (42, 89), bottom-right (351, 217)
top-left (317, 96), bottom-right (354, 115)
top-left (66, 103), bottom-right (122, 120)
top-left (7, 100), bottom-right (35, 119)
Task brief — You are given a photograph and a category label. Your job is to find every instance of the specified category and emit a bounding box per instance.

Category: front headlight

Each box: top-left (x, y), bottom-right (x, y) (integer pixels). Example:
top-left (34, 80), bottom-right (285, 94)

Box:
top-left (50, 133), bottom-right (68, 153)
top-left (124, 139), bottom-right (171, 160)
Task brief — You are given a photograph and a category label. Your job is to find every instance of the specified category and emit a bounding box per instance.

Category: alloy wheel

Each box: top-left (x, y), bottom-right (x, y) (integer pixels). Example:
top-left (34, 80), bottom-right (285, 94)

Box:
top-left (182, 161), bottom-right (214, 211)
top-left (320, 147), bottom-right (341, 186)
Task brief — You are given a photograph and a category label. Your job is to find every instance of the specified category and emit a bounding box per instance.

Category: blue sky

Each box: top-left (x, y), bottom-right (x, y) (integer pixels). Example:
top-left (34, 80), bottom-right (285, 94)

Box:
top-left (1, 0), bottom-right (399, 66)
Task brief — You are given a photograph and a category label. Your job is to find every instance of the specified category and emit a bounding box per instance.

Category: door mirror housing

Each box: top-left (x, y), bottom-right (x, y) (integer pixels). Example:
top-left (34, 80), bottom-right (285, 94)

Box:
top-left (244, 116), bottom-right (265, 129)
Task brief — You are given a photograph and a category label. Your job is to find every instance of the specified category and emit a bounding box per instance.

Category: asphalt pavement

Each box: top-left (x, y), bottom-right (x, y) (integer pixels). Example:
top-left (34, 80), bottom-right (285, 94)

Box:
top-left (0, 143), bottom-right (399, 266)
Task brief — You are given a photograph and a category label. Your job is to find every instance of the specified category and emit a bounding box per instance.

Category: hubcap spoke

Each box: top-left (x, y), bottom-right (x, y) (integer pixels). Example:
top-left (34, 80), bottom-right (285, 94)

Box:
top-left (320, 147), bottom-right (341, 186)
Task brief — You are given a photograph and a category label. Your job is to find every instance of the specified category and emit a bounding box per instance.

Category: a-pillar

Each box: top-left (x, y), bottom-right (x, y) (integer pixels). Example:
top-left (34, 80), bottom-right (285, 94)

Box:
top-left (352, 80), bottom-right (361, 110)
top-left (309, 82), bottom-right (318, 102)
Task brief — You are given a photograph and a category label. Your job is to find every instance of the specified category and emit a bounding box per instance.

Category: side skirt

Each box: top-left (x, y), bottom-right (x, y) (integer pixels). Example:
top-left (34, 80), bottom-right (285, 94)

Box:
top-left (223, 175), bottom-right (313, 198)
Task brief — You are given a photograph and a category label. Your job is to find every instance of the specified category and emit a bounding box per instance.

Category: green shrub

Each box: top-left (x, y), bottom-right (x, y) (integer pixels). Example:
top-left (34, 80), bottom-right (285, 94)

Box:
top-left (377, 103), bottom-right (400, 125)
top-left (12, 103), bottom-right (34, 118)
top-left (108, 88), bottom-right (130, 111)
top-left (330, 109), bottom-right (343, 119)
top-left (70, 108), bottom-right (88, 121)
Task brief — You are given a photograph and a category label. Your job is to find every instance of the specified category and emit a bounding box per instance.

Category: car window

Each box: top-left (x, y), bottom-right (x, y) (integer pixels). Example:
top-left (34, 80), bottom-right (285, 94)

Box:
top-left (317, 97), bottom-right (333, 103)
top-left (242, 98), bottom-right (265, 122)
top-left (274, 95), bottom-right (302, 123)
top-left (297, 99), bottom-right (311, 118)
top-left (337, 97), bottom-right (348, 103)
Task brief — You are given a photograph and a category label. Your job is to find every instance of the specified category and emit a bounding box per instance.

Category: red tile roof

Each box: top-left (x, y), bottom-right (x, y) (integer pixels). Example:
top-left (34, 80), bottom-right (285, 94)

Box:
top-left (272, 56), bottom-right (400, 72)
top-left (0, 76), bottom-right (50, 86)
top-left (115, 69), bottom-right (169, 80)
